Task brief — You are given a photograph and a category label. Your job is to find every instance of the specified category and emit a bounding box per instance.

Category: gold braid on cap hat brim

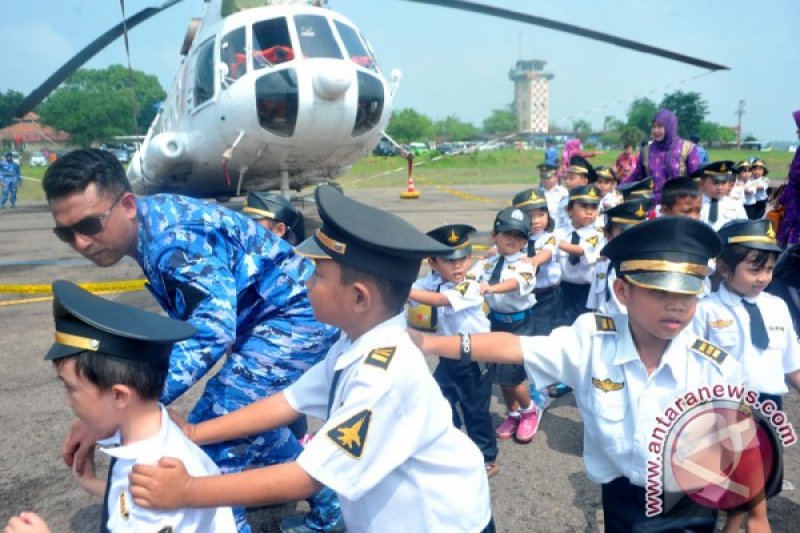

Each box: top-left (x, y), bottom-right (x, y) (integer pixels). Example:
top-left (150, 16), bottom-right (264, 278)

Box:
top-left (242, 206), bottom-right (277, 219)
top-left (619, 260), bottom-right (709, 276)
top-left (727, 236), bottom-right (778, 245)
top-left (55, 331), bottom-right (100, 351)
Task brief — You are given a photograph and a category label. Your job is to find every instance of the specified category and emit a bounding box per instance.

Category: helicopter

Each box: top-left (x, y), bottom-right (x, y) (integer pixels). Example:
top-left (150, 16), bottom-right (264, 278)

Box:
top-left (15, 0), bottom-right (728, 200)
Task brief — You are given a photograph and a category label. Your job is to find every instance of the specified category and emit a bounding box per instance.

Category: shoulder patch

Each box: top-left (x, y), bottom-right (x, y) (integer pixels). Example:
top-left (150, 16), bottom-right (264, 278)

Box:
top-left (546, 236), bottom-right (557, 246)
top-left (691, 339), bottom-right (729, 365)
top-left (364, 347), bottom-right (396, 369)
top-left (519, 272), bottom-right (534, 283)
top-left (453, 281), bottom-right (470, 296)
top-left (586, 235), bottom-right (599, 247)
top-left (156, 528), bottom-right (174, 533)
top-left (594, 314), bottom-right (616, 332)
top-left (327, 409), bottom-right (371, 458)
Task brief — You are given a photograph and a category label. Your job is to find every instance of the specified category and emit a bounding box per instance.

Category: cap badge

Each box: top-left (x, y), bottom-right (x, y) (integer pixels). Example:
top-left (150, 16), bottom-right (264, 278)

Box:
top-left (529, 191), bottom-right (539, 201)
top-left (720, 163), bottom-right (728, 172)
top-left (634, 204), bottom-right (646, 217)
top-left (447, 229), bottom-right (460, 244)
top-left (767, 224), bottom-right (776, 239)
top-left (588, 188), bottom-right (598, 198)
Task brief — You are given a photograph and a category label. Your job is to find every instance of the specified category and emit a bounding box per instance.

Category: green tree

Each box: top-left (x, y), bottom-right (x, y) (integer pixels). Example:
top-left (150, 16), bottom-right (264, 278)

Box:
top-left (626, 97), bottom-right (658, 135)
top-left (0, 89), bottom-right (25, 128)
top-left (620, 126), bottom-right (645, 148)
top-left (386, 108), bottom-right (435, 143)
top-left (696, 121), bottom-right (736, 143)
top-left (435, 115), bottom-right (477, 141)
top-left (603, 115), bottom-right (624, 132)
top-left (39, 65), bottom-right (166, 146)
top-left (659, 91), bottom-right (708, 138)
top-left (572, 119), bottom-right (592, 140)
top-left (482, 108), bottom-right (516, 135)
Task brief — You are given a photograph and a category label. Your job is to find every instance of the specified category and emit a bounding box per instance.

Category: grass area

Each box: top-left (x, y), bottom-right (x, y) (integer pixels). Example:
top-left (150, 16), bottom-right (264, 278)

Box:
top-left (15, 147), bottom-right (796, 202)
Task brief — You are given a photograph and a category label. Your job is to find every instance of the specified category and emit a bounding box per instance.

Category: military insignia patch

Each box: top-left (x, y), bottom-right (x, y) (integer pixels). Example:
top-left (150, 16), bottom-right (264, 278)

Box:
top-left (453, 281), bottom-right (470, 296)
top-left (156, 528), bottom-right (174, 533)
top-left (709, 319), bottom-right (733, 329)
top-left (592, 377), bottom-right (624, 392)
top-left (465, 273), bottom-right (477, 281)
top-left (767, 224), bottom-right (776, 239)
top-left (327, 409), bottom-right (371, 458)
top-left (119, 492), bottom-right (130, 520)
top-left (691, 339), bottom-right (729, 365)
top-left (484, 262), bottom-right (493, 271)
top-left (364, 347), bottom-right (396, 369)
top-left (594, 314), bottom-right (616, 332)
top-left (586, 235), bottom-right (599, 246)
top-left (519, 272), bottom-right (534, 283)
top-left (507, 265), bottom-right (516, 272)
top-left (546, 236), bottom-right (557, 246)
top-left (597, 272), bottom-right (606, 280)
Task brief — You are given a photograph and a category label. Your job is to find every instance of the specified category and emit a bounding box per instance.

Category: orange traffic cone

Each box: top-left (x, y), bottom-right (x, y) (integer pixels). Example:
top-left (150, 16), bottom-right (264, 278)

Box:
top-left (400, 175), bottom-right (421, 199)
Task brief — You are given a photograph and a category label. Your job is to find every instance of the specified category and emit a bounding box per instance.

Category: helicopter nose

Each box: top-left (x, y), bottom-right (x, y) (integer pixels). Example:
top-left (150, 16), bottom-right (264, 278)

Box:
top-left (312, 62), bottom-right (352, 100)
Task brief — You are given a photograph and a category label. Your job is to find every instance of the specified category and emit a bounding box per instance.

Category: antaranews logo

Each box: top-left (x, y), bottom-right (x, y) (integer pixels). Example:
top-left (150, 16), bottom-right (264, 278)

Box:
top-left (645, 383), bottom-right (796, 517)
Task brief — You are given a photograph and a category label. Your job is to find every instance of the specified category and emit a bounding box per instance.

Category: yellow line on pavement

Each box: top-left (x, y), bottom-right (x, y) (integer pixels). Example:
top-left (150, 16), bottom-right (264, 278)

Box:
top-left (0, 279), bottom-right (147, 295)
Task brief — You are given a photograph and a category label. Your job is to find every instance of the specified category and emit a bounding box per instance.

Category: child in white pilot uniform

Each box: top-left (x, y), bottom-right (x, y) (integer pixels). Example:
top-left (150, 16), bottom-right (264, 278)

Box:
top-left (413, 216), bottom-right (746, 532)
top-left (409, 223), bottom-right (498, 477)
top-left (693, 219), bottom-right (800, 533)
top-left (555, 155), bottom-right (595, 231)
top-left (125, 184), bottom-right (494, 533)
top-left (39, 280), bottom-right (236, 533)
top-left (476, 207), bottom-right (539, 443)
top-left (694, 161), bottom-right (747, 231)
top-left (555, 184), bottom-right (607, 325)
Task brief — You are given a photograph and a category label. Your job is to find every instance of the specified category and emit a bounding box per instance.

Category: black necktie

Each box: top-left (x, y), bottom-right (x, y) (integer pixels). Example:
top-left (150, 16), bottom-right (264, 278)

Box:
top-left (100, 457), bottom-right (117, 533)
top-left (569, 231), bottom-right (580, 265)
top-left (327, 368), bottom-right (343, 419)
top-left (742, 300), bottom-right (769, 350)
top-left (429, 283), bottom-right (442, 329)
top-left (604, 262), bottom-right (614, 303)
top-left (527, 238), bottom-right (537, 257)
top-left (709, 198), bottom-right (719, 223)
top-left (489, 256), bottom-right (505, 285)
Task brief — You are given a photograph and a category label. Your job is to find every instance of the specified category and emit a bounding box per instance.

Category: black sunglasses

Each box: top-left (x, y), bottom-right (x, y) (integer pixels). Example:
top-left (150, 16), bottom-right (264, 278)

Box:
top-left (53, 194), bottom-right (124, 243)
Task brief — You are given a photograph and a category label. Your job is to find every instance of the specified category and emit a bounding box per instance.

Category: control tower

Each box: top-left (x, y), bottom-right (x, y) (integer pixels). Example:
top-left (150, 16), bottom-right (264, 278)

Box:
top-left (508, 58), bottom-right (554, 134)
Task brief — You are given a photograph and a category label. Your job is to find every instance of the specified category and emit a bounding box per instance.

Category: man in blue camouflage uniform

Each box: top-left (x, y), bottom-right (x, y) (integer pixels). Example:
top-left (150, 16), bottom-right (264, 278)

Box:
top-left (43, 148), bottom-right (342, 533)
top-left (1, 151), bottom-right (21, 208)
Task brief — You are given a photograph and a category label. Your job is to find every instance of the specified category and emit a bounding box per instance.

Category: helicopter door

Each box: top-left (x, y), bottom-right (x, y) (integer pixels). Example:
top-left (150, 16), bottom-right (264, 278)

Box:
top-left (191, 37), bottom-right (216, 110)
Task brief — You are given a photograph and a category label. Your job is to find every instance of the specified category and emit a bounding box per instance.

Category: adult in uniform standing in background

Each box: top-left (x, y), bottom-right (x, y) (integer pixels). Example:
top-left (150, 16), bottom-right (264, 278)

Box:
top-left (1, 151), bottom-right (21, 209)
top-left (42, 149), bottom-right (342, 533)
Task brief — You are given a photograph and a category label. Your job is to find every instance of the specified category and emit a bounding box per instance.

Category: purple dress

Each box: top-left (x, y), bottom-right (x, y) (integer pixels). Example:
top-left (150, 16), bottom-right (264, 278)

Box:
top-left (624, 109), bottom-right (701, 201)
top-left (777, 109), bottom-right (800, 246)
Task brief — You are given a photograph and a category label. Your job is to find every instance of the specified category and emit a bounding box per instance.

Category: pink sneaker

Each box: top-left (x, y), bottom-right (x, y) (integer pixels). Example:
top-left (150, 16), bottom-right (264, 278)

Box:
top-left (515, 407), bottom-right (540, 443)
top-left (496, 415), bottom-right (519, 439)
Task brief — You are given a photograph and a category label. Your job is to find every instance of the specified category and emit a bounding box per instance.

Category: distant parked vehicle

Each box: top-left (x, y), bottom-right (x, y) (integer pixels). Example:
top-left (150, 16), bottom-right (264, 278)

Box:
top-left (408, 142), bottom-right (431, 156)
top-left (29, 152), bottom-right (48, 167)
top-left (372, 138), bottom-right (399, 157)
top-left (114, 148), bottom-right (130, 163)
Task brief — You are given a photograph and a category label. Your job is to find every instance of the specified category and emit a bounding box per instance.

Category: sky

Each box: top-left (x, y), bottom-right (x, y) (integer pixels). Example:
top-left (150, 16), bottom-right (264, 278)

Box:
top-left (3, 0), bottom-right (799, 141)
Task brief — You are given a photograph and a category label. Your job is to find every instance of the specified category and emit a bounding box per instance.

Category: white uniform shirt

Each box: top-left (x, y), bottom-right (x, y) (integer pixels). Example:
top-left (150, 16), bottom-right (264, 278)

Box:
top-left (701, 194), bottom-right (748, 231)
top-left (555, 195), bottom-right (571, 232)
top-left (99, 405), bottom-right (237, 532)
top-left (586, 258), bottom-right (626, 314)
top-left (730, 182), bottom-right (755, 206)
top-left (519, 313), bottom-right (744, 487)
top-left (285, 314), bottom-right (492, 533)
top-left (474, 251), bottom-right (537, 313)
top-left (543, 184), bottom-right (568, 221)
top-left (528, 231), bottom-right (561, 289)
top-left (411, 272), bottom-right (490, 335)
top-left (555, 224), bottom-right (607, 284)
top-left (693, 284), bottom-right (800, 394)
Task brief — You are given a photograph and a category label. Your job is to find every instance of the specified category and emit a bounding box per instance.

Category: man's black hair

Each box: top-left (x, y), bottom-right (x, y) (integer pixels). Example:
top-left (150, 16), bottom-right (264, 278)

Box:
top-left (54, 351), bottom-right (169, 401)
top-left (43, 148), bottom-right (132, 201)
top-left (339, 263), bottom-right (411, 316)
top-left (660, 177), bottom-right (700, 208)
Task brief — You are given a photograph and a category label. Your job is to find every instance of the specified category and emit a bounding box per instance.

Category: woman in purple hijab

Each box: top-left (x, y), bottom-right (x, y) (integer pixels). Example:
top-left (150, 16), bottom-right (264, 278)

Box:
top-left (623, 109), bottom-right (701, 200)
top-left (776, 109), bottom-right (800, 246)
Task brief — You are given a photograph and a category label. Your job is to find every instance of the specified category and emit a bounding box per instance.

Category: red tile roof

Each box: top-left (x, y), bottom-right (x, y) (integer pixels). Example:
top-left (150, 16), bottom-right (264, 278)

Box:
top-left (0, 112), bottom-right (71, 143)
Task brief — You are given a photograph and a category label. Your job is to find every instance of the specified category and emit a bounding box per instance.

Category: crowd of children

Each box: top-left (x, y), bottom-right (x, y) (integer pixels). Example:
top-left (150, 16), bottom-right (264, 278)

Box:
top-left (6, 138), bottom-right (800, 532)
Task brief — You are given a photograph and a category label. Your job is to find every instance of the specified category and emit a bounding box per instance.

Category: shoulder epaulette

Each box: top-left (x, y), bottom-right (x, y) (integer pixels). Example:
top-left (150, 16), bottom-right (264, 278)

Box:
top-left (690, 338), bottom-right (729, 366)
top-left (364, 346), bottom-right (396, 369)
top-left (594, 314), bottom-right (616, 333)
top-left (465, 273), bottom-right (477, 281)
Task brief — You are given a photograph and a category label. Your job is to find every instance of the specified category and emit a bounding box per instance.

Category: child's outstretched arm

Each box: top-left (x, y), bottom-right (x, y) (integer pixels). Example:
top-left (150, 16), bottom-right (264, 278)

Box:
top-left (410, 330), bottom-right (524, 365)
top-left (129, 459), bottom-right (321, 510)
top-left (189, 391), bottom-right (300, 445)
top-left (408, 288), bottom-right (450, 307)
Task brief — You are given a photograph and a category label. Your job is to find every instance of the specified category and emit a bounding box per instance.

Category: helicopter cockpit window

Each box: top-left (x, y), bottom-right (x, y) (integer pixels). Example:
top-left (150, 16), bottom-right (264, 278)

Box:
top-left (294, 15), bottom-right (342, 59)
top-left (352, 71), bottom-right (383, 137)
top-left (252, 17), bottom-right (295, 69)
top-left (221, 27), bottom-right (247, 82)
top-left (256, 69), bottom-right (299, 137)
top-left (334, 21), bottom-right (375, 71)
top-left (194, 38), bottom-right (215, 107)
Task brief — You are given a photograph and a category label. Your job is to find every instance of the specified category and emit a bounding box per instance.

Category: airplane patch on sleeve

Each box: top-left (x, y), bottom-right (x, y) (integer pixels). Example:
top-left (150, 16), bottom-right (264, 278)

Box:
top-left (691, 339), bottom-right (729, 365)
top-left (519, 272), bottom-right (534, 283)
top-left (327, 409), bottom-right (371, 459)
top-left (364, 347), bottom-right (396, 369)
top-left (586, 235), bottom-right (599, 247)
top-left (453, 281), bottom-right (470, 296)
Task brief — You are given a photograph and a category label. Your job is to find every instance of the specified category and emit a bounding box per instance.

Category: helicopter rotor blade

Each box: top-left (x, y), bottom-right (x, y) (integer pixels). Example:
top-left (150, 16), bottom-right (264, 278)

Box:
top-left (403, 0), bottom-right (729, 71)
top-left (14, 0), bottom-right (186, 118)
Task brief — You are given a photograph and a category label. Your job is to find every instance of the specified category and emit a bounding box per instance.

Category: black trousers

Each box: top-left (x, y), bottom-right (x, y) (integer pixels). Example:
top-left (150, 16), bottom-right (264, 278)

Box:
top-left (601, 477), bottom-right (717, 533)
top-left (434, 358), bottom-right (498, 462)
top-left (560, 281), bottom-right (591, 326)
